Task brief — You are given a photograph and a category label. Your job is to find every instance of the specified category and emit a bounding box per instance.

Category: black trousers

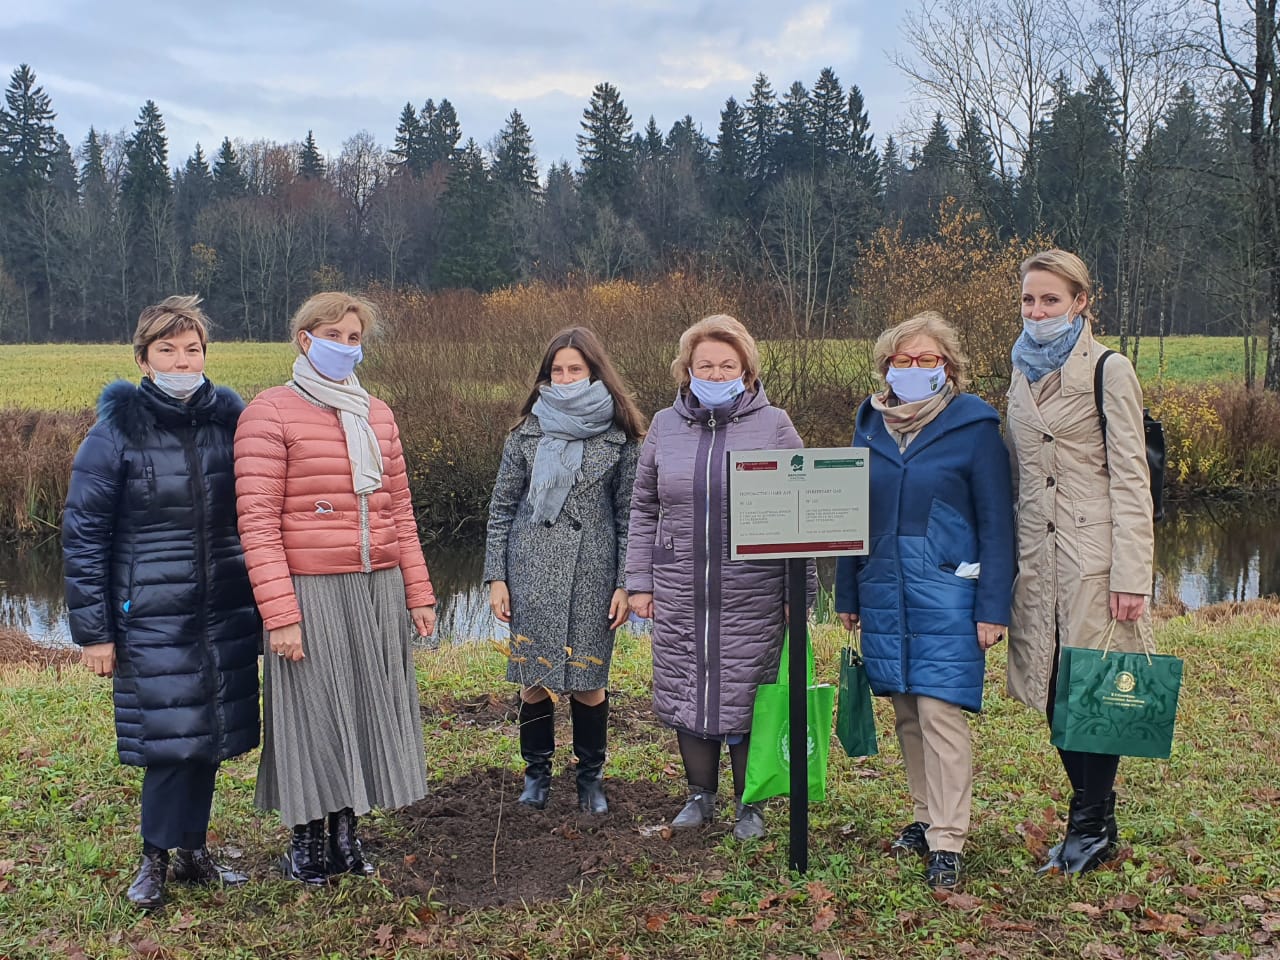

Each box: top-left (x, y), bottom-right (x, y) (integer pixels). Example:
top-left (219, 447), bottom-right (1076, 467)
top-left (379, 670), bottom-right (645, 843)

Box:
top-left (140, 761), bottom-right (219, 851)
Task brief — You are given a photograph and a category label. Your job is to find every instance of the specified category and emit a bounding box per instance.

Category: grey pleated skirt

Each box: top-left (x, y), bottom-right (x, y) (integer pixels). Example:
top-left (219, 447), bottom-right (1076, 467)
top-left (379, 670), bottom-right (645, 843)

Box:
top-left (255, 567), bottom-right (428, 827)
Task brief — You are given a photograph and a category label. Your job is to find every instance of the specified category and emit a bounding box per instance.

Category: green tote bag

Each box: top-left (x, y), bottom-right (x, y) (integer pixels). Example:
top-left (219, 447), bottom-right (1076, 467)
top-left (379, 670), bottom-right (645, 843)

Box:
top-left (742, 630), bottom-right (835, 804)
top-left (836, 632), bottom-right (879, 758)
top-left (1049, 620), bottom-right (1183, 759)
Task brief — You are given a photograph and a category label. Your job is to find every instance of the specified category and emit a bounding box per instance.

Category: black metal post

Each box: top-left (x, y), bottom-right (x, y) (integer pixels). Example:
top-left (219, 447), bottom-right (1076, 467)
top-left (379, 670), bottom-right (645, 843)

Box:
top-left (787, 556), bottom-right (809, 873)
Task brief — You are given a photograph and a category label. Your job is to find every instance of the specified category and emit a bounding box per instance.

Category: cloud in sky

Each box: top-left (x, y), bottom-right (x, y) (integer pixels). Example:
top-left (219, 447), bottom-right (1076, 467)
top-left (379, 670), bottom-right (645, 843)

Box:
top-left (1, 1), bottom-right (915, 172)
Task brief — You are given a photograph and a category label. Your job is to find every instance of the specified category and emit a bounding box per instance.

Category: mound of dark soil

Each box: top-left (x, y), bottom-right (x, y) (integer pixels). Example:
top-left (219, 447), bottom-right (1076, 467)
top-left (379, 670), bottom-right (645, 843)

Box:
top-left (383, 766), bottom-right (728, 907)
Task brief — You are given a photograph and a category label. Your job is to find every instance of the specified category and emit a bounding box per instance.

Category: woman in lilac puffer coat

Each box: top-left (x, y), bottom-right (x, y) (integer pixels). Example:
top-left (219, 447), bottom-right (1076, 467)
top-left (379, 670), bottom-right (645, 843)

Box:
top-left (626, 314), bottom-right (803, 841)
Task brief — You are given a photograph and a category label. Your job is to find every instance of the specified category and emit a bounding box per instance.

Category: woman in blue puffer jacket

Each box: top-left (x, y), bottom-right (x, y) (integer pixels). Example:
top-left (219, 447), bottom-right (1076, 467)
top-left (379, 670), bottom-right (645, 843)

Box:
top-left (835, 311), bottom-right (1014, 891)
top-left (63, 296), bottom-right (261, 911)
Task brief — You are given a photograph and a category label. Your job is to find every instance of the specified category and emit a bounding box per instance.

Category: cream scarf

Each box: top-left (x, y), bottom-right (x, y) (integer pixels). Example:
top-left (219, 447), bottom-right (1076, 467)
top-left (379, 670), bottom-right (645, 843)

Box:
top-left (291, 354), bottom-right (384, 494)
top-left (870, 383), bottom-right (956, 453)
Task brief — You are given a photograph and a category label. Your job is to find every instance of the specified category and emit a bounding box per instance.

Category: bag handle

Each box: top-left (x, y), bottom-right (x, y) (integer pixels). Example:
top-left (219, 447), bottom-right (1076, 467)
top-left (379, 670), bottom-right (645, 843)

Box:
top-left (1099, 617), bottom-right (1154, 665)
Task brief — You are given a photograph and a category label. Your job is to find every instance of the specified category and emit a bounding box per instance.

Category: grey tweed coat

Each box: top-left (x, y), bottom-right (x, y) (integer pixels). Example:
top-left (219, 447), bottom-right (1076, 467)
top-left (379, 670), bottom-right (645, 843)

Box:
top-left (483, 414), bottom-right (639, 691)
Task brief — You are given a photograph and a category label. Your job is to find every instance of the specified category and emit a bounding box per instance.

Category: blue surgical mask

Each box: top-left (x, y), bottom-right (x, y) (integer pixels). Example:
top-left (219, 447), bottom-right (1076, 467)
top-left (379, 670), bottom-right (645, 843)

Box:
top-left (1022, 311), bottom-right (1075, 344)
top-left (305, 334), bottom-right (363, 381)
top-left (688, 371), bottom-right (746, 408)
top-left (886, 364), bottom-right (948, 404)
top-left (150, 370), bottom-right (206, 401)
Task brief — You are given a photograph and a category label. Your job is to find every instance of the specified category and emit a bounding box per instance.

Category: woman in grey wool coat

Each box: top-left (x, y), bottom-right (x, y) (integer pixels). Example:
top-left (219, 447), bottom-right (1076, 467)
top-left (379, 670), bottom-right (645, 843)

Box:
top-left (484, 327), bottom-right (646, 814)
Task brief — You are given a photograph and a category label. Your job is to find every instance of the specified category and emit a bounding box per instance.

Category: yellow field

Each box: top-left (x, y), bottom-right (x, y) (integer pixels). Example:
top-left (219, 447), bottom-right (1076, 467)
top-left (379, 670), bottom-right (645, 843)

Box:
top-left (0, 342), bottom-right (295, 410)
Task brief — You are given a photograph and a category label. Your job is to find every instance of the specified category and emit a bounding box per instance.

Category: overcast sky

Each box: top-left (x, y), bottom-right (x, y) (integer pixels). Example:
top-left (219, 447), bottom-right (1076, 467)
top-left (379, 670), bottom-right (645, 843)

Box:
top-left (2, 1), bottom-right (920, 173)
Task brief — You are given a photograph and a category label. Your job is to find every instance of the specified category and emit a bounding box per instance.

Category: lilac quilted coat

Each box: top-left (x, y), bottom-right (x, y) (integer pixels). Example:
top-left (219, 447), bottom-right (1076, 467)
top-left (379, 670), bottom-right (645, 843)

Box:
top-left (626, 384), bottom-right (804, 736)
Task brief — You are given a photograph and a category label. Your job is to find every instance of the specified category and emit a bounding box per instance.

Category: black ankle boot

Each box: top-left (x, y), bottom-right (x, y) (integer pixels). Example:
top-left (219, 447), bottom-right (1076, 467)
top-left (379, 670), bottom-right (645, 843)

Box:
top-left (517, 697), bottom-right (555, 809)
top-left (1038, 790), bottom-right (1079, 874)
top-left (285, 820), bottom-right (329, 885)
top-left (327, 808), bottom-right (374, 876)
top-left (1059, 793), bottom-right (1118, 874)
top-left (126, 844), bottom-right (169, 910)
top-left (1104, 791), bottom-right (1118, 845)
top-left (571, 695), bottom-right (609, 814)
top-left (172, 845), bottom-right (248, 886)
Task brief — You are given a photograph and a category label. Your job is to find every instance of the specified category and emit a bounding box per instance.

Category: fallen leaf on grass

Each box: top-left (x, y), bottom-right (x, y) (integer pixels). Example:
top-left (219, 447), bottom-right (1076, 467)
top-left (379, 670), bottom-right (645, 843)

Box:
top-left (645, 914), bottom-right (667, 932)
top-left (165, 913), bottom-right (197, 932)
top-left (1081, 943), bottom-right (1127, 959)
top-left (1261, 914), bottom-right (1280, 933)
top-left (807, 881), bottom-right (835, 903)
top-left (1136, 910), bottom-right (1190, 935)
top-left (700, 889), bottom-right (719, 905)
top-left (758, 892), bottom-right (781, 911)
top-left (130, 940), bottom-right (166, 959)
top-left (1069, 902), bottom-right (1104, 918)
top-left (1179, 885), bottom-right (1204, 900)
top-left (1102, 893), bottom-right (1142, 913)
top-left (1242, 895), bottom-right (1271, 912)
top-left (1201, 921), bottom-right (1242, 936)
top-left (812, 905), bottom-right (837, 932)
top-left (933, 890), bottom-right (984, 911)
top-left (374, 925), bottom-right (395, 948)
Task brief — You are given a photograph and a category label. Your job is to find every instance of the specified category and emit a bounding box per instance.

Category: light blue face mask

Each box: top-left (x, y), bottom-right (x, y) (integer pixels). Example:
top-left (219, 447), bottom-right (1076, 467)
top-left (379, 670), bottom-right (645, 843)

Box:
top-left (151, 370), bottom-right (206, 400)
top-left (1022, 311), bottom-right (1076, 344)
top-left (886, 363), bottom-right (948, 403)
top-left (541, 377), bottom-right (592, 401)
top-left (688, 371), bottom-right (746, 408)
top-left (305, 334), bottom-right (363, 381)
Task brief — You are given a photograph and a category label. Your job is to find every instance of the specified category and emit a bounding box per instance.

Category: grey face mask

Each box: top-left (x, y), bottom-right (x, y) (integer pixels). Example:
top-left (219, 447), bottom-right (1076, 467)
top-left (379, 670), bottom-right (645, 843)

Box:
top-left (1021, 311), bottom-right (1075, 344)
top-left (151, 370), bottom-right (206, 400)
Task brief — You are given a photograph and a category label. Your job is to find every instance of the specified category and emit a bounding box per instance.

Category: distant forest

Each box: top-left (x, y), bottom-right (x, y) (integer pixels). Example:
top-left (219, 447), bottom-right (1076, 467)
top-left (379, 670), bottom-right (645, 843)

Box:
top-left (1, 1), bottom-right (1279, 386)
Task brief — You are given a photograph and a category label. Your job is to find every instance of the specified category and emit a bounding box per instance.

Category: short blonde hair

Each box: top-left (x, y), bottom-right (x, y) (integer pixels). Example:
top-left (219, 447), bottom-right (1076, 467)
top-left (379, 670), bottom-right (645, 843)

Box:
top-left (670, 314), bottom-right (761, 390)
top-left (873, 310), bottom-right (969, 390)
top-left (1020, 249), bottom-right (1095, 321)
top-left (289, 292), bottom-right (378, 350)
top-left (133, 295), bottom-right (210, 363)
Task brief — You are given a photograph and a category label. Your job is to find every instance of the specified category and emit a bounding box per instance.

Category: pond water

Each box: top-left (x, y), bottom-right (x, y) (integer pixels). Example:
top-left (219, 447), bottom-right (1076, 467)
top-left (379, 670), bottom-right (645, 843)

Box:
top-left (3, 498), bottom-right (1277, 648)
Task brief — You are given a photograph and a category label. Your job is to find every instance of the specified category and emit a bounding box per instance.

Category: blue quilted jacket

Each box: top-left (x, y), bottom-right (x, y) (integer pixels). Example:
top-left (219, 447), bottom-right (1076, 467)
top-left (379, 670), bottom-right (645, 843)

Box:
top-left (835, 393), bottom-right (1015, 712)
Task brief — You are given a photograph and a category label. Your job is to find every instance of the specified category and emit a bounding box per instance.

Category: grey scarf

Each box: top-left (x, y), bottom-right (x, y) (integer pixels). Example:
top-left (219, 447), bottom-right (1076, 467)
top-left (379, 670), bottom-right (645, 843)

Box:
top-left (528, 379), bottom-right (615, 524)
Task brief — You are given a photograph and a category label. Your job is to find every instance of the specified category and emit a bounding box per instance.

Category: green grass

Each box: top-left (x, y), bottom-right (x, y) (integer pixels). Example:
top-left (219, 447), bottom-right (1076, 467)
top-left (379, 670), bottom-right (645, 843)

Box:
top-left (2, 611), bottom-right (1278, 959)
top-left (0, 343), bottom-right (295, 410)
top-left (1097, 335), bottom-right (1263, 385)
top-left (0, 336), bottom-right (1261, 412)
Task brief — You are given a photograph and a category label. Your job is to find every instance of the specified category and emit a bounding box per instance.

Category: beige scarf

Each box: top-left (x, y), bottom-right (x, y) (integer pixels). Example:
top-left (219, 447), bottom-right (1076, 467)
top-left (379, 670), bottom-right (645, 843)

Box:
top-left (870, 383), bottom-right (956, 452)
top-left (291, 354), bottom-right (384, 494)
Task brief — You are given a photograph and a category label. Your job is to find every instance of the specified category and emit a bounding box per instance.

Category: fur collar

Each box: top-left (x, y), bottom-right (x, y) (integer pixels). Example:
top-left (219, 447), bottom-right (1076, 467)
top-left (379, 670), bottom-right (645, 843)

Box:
top-left (96, 379), bottom-right (245, 445)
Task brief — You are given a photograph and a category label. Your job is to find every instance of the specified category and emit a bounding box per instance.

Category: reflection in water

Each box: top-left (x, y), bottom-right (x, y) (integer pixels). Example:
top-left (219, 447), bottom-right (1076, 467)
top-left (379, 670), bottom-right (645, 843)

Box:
top-left (3, 497), bottom-right (1278, 647)
top-left (1153, 497), bottom-right (1280, 608)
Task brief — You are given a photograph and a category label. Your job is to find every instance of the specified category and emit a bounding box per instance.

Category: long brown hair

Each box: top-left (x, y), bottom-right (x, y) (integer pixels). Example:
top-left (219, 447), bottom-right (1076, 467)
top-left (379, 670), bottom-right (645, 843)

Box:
top-left (514, 327), bottom-right (647, 440)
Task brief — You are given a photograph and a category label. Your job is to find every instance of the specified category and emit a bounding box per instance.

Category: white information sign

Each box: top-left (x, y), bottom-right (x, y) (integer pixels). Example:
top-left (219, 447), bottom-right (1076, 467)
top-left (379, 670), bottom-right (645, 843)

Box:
top-left (727, 447), bottom-right (870, 560)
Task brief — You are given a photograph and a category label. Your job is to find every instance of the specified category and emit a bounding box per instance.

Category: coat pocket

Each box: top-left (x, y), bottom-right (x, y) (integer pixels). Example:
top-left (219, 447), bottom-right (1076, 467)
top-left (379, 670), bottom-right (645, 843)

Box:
top-left (1072, 496), bottom-right (1112, 578)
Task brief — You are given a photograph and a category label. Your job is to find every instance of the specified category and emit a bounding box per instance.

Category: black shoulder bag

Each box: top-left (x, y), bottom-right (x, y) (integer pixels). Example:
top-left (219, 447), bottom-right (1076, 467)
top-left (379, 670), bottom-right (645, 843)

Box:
top-left (1094, 349), bottom-right (1166, 522)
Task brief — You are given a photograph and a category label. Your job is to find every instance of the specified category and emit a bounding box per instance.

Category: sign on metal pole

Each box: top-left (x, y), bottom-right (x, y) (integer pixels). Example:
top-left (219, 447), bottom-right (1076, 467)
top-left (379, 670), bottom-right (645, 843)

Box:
top-left (727, 447), bottom-right (870, 874)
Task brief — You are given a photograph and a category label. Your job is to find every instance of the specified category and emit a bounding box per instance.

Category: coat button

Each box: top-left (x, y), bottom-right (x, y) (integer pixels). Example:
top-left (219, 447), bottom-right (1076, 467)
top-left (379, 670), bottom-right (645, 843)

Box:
top-left (1047, 521), bottom-right (1056, 533)
top-left (543, 520), bottom-right (553, 528)
top-left (571, 521), bottom-right (582, 531)
top-left (1046, 477), bottom-right (1055, 487)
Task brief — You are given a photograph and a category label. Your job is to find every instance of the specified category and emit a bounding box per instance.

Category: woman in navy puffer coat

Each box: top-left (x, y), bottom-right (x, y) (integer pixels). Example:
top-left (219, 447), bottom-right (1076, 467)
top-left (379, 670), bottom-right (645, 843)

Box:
top-left (63, 296), bottom-right (260, 910)
top-left (836, 311), bottom-right (1014, 891)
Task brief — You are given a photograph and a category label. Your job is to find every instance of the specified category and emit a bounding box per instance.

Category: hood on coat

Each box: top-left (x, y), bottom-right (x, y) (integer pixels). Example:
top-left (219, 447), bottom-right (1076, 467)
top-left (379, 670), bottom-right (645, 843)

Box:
top-left (856, 391), bottom-right (999, 455)
top-left (97, 378), bottom-right (245, 446)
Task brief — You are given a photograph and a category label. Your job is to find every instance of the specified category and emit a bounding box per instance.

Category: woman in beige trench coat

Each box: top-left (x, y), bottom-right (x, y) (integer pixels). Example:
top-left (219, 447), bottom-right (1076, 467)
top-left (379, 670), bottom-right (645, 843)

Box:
top-left (1005, 249), bottom-right (1154, 875)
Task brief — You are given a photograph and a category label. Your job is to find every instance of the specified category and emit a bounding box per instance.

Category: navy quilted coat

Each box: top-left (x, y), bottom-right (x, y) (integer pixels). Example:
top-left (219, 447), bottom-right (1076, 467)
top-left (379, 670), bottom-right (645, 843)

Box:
top-left (626, 384), bottom-right (806, 736)
top-left (834, 393), bottom-right (1015, 712)
top-left (63, 379), bottom-right (261, 766)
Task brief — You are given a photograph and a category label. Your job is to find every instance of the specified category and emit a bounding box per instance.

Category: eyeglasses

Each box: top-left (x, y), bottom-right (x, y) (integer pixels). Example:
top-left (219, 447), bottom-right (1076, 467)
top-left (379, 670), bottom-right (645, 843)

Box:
top-left (888, 353), bottom-right (945, 369)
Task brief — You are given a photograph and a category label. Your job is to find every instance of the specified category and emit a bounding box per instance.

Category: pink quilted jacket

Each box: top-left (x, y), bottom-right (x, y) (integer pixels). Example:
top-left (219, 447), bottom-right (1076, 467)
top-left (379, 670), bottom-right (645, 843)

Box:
top-left (234, 385), bottom-right (434, 630)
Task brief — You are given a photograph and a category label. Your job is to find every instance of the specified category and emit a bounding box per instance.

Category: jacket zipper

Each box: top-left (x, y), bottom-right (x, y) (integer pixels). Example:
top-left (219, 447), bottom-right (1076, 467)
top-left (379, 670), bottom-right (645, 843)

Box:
top-left (359, 493), bottom-right (372, 572)
top-left (701, 414), bottom-right (717, 734)
top-left (184, 422), bottom-right (224, 753)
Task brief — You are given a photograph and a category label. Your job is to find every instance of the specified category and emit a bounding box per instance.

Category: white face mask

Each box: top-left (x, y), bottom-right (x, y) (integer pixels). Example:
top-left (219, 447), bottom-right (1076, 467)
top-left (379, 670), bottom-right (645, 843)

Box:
top-left (885, 364), bottom-right (948, 404)
top-left (687, 370), bottom-right (746, 408)
top-left (1022, 311), bottom-right (1076, 344)
top-left (150, 370), bottom-right (206, 400)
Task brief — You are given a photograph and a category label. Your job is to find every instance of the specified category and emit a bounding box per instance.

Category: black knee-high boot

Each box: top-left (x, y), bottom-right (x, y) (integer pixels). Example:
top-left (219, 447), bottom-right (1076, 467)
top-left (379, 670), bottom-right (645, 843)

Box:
top-left (571, 695), bottom-right (609, 814)
top-left (517, 697), bottom-right (555, 809)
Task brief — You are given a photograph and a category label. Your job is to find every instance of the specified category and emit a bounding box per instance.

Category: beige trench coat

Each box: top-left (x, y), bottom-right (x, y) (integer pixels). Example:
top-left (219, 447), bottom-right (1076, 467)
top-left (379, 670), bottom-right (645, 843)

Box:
top-left (1005, 328), bottom-right (1155, 712)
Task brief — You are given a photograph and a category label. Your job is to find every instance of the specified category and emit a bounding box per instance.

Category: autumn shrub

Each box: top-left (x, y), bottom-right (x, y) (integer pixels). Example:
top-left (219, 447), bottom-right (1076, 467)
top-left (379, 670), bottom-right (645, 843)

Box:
top-left (0, 408), bottom-right (92, 537)
top-left (852, 201), bottom-right (1051, 405)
